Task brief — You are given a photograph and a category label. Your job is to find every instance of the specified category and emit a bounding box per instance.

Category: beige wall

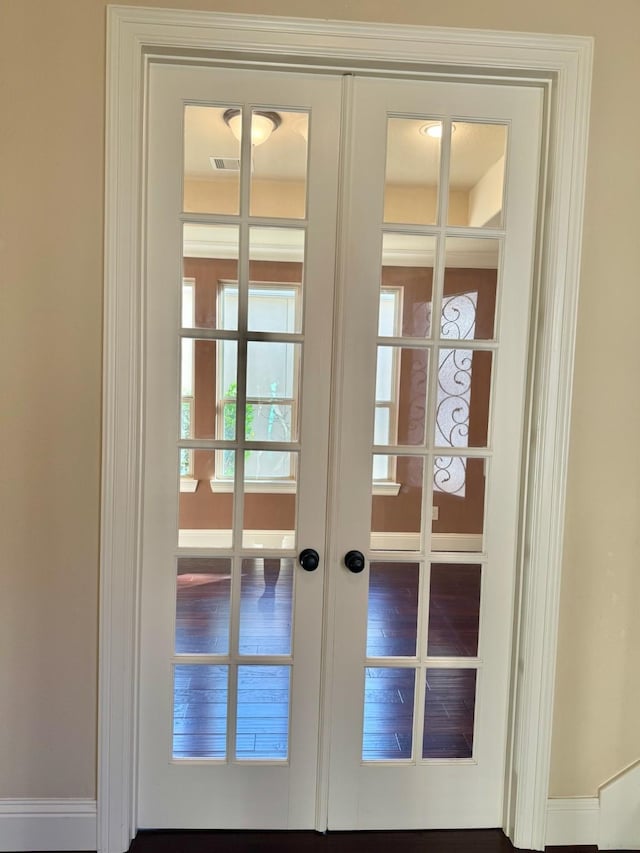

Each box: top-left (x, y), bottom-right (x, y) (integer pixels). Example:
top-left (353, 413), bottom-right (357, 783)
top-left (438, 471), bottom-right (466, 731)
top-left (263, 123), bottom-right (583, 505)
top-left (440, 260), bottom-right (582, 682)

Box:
top-left (185, 179), bottom-right (470, 224)
top-left (1, 0), bottom-right (639, 802)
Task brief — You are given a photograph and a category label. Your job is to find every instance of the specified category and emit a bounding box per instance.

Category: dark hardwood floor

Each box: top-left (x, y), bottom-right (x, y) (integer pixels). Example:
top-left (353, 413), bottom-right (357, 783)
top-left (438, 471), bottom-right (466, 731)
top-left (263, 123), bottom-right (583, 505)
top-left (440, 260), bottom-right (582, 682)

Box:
top-left (174, 559), bottom-right (483, 761)
top-left (125, 829), bottom-right (598, 853)
top-left (28, 836), bottom-right (603, 853)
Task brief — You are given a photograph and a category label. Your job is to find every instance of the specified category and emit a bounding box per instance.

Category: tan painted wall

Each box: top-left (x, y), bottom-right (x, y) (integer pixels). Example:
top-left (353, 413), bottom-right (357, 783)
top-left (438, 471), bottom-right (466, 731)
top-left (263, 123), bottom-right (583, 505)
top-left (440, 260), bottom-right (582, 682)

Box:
top-left (185, 178), bottom-right (470, 224)
top-left (1, 0), bottom-right (639, 802)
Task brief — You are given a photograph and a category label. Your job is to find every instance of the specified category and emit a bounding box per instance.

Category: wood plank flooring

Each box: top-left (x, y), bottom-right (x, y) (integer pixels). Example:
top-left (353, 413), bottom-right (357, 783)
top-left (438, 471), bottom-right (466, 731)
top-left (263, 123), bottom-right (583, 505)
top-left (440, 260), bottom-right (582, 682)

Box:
top-left (174, 559), bottom-right (482, 761)
top-left (127, 830), bottom-right (597, 853)
top-left (32, 839), bottom-right (599, 853)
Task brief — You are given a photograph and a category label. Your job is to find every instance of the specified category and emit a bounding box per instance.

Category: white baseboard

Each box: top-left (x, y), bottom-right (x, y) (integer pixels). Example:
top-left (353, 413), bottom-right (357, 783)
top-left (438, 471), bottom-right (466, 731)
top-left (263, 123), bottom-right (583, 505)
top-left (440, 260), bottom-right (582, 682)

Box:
top-left (599, 759), bottom-right (640, 850)
top-left (547, 761), bottom-right (640, 850)
top-left (0, 799), bottom-right (96, 852)
top-left (2, 791), bottom-right (633, 850)
top-left (545, 797), bottom-right (600, 846)
top-left (177, 528), bottom-right (483, 553)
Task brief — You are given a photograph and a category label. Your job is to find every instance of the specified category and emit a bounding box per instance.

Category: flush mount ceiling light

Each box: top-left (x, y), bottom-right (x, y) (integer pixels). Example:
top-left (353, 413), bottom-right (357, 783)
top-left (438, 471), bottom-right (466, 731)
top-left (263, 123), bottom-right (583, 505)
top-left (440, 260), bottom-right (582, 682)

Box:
top-left (419, 122), bottom-right (457, 139)
top-left (223, 109), bottom-right (282, 146)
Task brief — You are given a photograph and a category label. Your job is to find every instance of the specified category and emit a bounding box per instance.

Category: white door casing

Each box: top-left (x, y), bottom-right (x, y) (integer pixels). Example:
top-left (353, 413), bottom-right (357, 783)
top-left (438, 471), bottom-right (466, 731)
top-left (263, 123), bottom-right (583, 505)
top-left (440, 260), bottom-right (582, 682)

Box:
top-left (100, 8), bottom-right (592, 853)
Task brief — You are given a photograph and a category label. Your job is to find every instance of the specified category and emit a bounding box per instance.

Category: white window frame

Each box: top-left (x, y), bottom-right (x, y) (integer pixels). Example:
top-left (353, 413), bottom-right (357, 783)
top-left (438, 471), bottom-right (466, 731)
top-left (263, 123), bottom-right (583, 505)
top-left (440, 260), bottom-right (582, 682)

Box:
top-left (213, 279), bottom-right (301, 492)
top-left (179, 278), bottom-right (197, 492)
top-left (374, 285), bottom-right (403, 490)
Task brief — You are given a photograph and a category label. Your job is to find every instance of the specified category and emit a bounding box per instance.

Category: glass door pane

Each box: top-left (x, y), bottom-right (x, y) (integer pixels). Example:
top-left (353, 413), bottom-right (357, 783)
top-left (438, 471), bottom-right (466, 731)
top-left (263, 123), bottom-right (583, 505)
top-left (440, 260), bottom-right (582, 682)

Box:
top-left (177, 99), bottom-right (308, 763)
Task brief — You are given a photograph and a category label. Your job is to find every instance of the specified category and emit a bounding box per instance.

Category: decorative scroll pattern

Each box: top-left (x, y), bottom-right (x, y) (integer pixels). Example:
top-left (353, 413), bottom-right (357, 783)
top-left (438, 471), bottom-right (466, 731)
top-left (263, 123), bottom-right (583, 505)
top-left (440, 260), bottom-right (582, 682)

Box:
top-left (434, 292), bottom-right (478, 495)
top-left (441, 291), bottom-right (478, 340)
top-left (434, 455), bottom-right (467, 496)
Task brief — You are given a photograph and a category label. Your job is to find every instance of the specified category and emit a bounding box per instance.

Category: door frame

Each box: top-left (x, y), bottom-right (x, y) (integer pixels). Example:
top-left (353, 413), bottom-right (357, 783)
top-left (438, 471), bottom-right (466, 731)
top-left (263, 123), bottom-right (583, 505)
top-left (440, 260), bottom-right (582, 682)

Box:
top-left (99, 7), bottom-right (592, 853)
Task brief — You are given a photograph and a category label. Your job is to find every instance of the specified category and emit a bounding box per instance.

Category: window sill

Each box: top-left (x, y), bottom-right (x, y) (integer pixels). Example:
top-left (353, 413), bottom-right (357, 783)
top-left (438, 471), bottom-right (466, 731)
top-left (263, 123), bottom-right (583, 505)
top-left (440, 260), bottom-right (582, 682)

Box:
top-left (207, 479), bottom-right (401, 496)
top-left (210, 479), bottom-right (297, 494)
top-left (373, 481), bottom-right (401, 496)
top-left (179, 478), bottom-right (199, 493)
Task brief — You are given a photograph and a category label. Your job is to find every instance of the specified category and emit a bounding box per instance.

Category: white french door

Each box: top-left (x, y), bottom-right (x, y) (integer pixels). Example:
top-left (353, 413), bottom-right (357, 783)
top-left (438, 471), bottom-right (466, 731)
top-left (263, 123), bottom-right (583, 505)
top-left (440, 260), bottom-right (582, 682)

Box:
top-left (327, 77), bottom-right (541, 828)
top-left (140, 64), bottom-right (342, 829)
top-left (138, 61), bottom-right (542, 831)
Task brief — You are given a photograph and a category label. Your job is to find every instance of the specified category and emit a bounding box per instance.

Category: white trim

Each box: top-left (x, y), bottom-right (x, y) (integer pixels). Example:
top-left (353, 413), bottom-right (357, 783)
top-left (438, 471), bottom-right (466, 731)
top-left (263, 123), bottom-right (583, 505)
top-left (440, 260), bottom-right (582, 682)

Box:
top-left (506, 28), bottom-right (592, 852)
top-left (180, 477), bottom-right (198, 493)
top-left (599, 759), bottom-right (640, 850)
top-left (431, 533), bottom-right (483, 552)
top-left (101, 8), bottom-right (592, 852)
top-left (545, 797), bottom-right (600, 846)
top-left (179, 528), bottom-right (295, 549)
top-left (183, 224), bottom-right (499, 268)
top-left (370, 532), bottom-right (483, 552)
top-left (0, 799), bottom-right (97, 852)
top-left (209, 478), bottom-right (400, 496)
top-left (210, 478), bottom-right (296, 494)
top-left (175, 529), bottom-right (482, 552)
top-left (545, 765), bottom-right (640, 849)
top-left (373, 481), bottom-right (401, 496)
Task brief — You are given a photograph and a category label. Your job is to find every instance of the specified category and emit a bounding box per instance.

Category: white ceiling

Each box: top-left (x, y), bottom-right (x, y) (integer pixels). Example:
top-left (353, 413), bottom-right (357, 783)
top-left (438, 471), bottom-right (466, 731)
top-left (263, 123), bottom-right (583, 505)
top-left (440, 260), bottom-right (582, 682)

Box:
top-left (184, 106), bottom-right (506, 191)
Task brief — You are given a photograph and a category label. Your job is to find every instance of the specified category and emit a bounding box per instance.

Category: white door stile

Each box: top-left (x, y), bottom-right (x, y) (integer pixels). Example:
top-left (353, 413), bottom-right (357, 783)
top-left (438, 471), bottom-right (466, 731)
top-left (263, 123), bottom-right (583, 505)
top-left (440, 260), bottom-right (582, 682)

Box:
top-left (101, 11), bottom-right (593, 853)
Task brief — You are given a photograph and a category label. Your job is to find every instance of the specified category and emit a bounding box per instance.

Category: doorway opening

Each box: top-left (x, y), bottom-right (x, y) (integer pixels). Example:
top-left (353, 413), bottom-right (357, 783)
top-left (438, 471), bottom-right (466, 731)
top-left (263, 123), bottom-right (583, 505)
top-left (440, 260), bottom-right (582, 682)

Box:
top-left (100, 10), bottom-right (592, 853)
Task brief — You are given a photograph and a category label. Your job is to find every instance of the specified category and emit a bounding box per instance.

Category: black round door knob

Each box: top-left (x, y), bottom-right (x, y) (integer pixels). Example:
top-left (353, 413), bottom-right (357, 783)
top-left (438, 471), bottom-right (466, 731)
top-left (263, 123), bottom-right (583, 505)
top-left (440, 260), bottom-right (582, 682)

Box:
top-left (344, 550), bottom-right (366, 573)
top-left (298, 548), bottom-right (320, 572)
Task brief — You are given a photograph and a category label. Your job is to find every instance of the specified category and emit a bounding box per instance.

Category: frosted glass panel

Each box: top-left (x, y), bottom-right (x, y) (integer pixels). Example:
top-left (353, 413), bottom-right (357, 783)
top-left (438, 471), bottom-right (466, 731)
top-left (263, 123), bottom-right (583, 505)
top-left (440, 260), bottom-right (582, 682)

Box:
top-left (435, 349), bottom-right (492, 448)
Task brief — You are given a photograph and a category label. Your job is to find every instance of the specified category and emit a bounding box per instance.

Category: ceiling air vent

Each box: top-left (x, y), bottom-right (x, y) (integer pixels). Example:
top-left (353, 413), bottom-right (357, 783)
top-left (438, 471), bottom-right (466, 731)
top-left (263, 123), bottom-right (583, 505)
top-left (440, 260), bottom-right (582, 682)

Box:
top-left (209, 156), bottom-right (241, 171)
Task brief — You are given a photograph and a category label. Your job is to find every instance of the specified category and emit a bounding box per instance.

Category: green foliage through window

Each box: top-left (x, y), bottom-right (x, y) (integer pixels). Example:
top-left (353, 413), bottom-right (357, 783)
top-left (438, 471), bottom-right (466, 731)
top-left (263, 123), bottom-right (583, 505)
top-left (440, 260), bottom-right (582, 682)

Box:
top-left (222, 383), bottom-right (254, 477)
top-left (180, 400), bottom-right (192, 476)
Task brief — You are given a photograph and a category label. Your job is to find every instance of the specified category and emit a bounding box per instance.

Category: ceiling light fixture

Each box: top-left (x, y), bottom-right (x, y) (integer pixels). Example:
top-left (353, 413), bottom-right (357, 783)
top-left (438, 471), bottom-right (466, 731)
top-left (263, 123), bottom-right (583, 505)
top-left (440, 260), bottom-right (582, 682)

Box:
top-left (419, 122), bottom-right (457, 139)
top-left (223, 109), bottom-right (282, 147)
